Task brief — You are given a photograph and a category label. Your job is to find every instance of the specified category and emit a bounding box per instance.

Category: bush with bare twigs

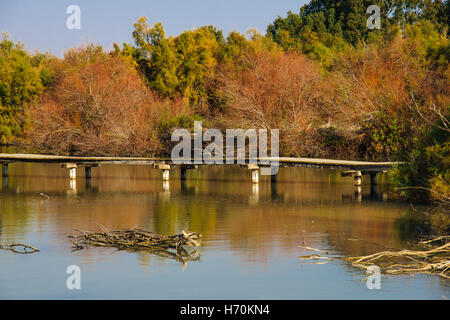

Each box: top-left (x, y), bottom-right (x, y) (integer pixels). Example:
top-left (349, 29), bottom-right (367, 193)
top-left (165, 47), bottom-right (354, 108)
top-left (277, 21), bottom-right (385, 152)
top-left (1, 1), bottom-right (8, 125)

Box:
top-left (29, 45), bottom-right (194, 156)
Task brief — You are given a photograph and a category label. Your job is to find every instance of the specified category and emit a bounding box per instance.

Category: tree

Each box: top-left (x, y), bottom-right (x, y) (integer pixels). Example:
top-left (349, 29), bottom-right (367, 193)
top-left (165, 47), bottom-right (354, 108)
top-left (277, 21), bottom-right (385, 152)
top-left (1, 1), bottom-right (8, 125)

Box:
top-left (0, 34), bottom-right (42, 144)
top-left (267, 0), bottom-right (449, 52)
top-left (130, 17), bottom-right (221, 105)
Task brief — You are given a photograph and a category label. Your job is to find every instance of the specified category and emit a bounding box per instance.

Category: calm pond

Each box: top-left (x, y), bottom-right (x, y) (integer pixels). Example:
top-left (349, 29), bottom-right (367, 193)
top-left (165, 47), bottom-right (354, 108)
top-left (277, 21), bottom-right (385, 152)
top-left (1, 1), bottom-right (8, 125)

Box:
top-left (0, 163), bottom-right (448, 299)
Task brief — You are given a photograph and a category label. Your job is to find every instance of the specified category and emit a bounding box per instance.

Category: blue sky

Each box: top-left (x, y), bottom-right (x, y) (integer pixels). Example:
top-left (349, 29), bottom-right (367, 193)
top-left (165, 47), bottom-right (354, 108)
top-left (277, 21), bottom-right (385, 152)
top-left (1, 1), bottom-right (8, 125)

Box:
top-left (0, 0), bottom-right (307, 56)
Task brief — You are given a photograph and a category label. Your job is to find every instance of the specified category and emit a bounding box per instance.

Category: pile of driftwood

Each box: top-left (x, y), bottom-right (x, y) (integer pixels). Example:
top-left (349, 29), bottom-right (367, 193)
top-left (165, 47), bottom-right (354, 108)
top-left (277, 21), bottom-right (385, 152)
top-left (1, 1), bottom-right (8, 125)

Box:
top-left (345, 236), bottom-right (450, 279)
top-left (69, 228), bottom-right (202, 267)
top-left (299, 236), bottom-right (450, 279)
top-left (0, 243), bottom-right (40, 254)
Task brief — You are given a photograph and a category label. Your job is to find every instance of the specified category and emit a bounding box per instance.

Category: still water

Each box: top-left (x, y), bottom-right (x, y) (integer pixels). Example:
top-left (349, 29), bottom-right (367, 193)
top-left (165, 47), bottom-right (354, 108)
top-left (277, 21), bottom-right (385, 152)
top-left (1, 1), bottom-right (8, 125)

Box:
top-left (0, 163), bottom-right (448, 299)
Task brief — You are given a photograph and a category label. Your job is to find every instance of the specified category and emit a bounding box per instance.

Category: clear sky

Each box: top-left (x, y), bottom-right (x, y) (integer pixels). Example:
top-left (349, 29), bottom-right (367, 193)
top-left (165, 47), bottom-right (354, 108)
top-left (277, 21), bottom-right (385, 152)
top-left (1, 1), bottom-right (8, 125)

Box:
top-left (0, 0), bottom-right (307, 56)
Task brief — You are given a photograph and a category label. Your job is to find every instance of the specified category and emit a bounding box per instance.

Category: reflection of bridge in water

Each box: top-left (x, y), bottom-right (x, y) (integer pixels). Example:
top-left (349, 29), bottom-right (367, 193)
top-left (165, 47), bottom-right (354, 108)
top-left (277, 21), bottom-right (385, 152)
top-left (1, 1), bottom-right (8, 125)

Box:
top-left (1, 153), bottom-right (398, 190)
top-left (1, 167), bottom-right (390, 207)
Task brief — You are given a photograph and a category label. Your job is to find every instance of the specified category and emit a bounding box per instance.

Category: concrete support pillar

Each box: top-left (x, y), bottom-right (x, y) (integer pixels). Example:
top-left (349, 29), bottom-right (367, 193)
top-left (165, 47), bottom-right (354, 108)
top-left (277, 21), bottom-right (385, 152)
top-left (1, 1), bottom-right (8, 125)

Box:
top-left (271, 180), bottom-right (278, 198)
top-left (271, 172), bottom-right (277, 184)
top-left (162, 169), bottom-right (170, 181)
top-left (69, 167), bottom-right (77, 179)
top-left (251, 169), bottom-right (259, 184)
top-left (154, 163), bottom-right (171, 181)
top-left (249, 183), bottom-right (260, 206)
top-left (180, 165), bottom-right (196, 181)
top-left (354, 171), bottom-right (362, 186)
top-left (247, 164), bottom-right (259, 184)
top-left (180, 167), bottom-right (187, 180)
top-left (370, 173), bottom-right (377, 185)
top-left (85, 167), bottom-right (92, 179)
top-left (355, 186), bottom-right (362, 202)
top-left (2, 163), bottom-right (8, 177)
top-left (62, 163), bottom-right (78, 179)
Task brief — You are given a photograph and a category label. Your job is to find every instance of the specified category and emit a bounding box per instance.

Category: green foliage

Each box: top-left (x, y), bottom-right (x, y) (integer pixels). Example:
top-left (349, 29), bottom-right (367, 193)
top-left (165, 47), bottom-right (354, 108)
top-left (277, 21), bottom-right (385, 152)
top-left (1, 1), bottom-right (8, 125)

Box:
top-left (157, 114), bottom-right (203, 134)
top-left (267, 0), bottom-right (449, 59)
top-left (156, 113), bottom-right (203, 152)
top-left (393, 109), bottom-right (450, 202)
top-left (125, 17), bottom-right (282, 105)
top-left (130, 17), bottom-right (221, 105)
top-left (362, 111), bottom-right (411, 158)
top-left (0, 34), bottom-right (43, 143)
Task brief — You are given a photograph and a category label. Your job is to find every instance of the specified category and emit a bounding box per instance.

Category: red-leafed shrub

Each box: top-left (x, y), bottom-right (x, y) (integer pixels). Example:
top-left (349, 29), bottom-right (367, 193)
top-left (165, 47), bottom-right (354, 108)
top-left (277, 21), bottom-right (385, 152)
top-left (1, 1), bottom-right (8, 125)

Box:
top-left (29, 45), bottom-right (192, 156)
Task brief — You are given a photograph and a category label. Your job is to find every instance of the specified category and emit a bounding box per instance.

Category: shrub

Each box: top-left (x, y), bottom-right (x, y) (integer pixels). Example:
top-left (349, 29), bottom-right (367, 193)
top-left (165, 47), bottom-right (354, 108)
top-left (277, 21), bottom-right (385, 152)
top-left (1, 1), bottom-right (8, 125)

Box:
top-left (29, 45), bottom-right (182, 156)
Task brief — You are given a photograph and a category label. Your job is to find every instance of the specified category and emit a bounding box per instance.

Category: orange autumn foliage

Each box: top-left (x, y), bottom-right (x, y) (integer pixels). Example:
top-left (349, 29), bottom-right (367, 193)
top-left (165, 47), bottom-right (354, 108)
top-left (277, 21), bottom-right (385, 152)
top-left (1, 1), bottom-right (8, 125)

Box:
top-left (30, 46), bottom-right (191, 156)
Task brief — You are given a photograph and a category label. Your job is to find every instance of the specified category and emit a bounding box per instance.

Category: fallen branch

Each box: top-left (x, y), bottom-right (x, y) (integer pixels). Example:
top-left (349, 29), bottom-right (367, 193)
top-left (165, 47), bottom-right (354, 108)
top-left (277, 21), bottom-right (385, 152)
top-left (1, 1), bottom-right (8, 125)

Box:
top-left (0, 243), bottom-right (40, 254)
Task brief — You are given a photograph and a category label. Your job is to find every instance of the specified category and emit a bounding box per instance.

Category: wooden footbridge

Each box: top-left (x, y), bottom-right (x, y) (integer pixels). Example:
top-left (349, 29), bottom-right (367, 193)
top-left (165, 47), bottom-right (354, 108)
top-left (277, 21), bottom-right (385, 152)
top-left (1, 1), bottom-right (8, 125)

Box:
top-left (0, 153), bottom-right (399, 186)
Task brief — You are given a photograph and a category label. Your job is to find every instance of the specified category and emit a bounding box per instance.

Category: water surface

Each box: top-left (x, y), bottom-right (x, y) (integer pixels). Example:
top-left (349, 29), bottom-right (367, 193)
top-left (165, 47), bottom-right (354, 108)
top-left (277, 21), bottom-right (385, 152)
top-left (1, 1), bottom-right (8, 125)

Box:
top-left (0, 163), bottom-right (448, 299)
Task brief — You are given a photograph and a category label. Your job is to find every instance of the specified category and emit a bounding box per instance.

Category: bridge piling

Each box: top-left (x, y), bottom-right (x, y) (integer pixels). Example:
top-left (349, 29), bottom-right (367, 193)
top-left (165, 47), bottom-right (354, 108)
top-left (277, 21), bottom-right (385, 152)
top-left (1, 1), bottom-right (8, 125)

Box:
top-left (370, 173), bottom-right (377, 185)
top-left (180, 165), bottom-right (197, 181)
top-left (85, 167), bottom-right (92, 179)
top-left (62, 163), bottom-right (78, 179)
top-left (247, 164), bottom-right (259, 184)
top-left (252, 169), bottom-right (259, 184)
top-left (180, 167), bottom-right (187, 180)
top-left (153, 164), bottom-right (171, 181)
top-left (70, 168), bottom-right (76, 179)
top-left (353, 171), bottom-right (362, 186)
top-left (2, 163), bottom-right (8, 177)
top-left (162, 169), bottom-right (170, 181)
top-left (271, 173), bottom-right (277, 184)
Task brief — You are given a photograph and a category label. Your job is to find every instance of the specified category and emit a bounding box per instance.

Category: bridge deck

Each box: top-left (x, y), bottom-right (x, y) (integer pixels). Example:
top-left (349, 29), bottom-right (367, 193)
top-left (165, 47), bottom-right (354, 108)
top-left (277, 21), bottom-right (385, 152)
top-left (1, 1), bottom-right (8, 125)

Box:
top-left (0, 153), bottom-right (398, 171)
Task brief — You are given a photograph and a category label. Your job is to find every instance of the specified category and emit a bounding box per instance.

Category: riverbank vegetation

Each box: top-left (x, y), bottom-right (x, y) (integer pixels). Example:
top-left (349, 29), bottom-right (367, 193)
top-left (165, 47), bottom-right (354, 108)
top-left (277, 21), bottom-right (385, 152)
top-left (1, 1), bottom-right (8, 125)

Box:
top-left (0, 0), bottom-right (448, 204)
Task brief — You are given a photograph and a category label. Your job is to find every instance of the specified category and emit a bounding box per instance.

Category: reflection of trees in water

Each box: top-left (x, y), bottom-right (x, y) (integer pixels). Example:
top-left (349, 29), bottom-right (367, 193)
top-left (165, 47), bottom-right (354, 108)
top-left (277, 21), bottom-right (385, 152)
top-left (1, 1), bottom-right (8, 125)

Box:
top-left (0, 179), bottom-right (33, 240)
top-left (321, 208), bottom-right (425, 261)
top-left (320, 209), bottom-right (450, 290)
top-left (149, 180), bottom-right (412, 264)
top-left (151, 192), bottom-right (220, 237)
top-left (1, 164), bottom-right (415, 267)
top-left (393, 210), bottom-right (431, 242)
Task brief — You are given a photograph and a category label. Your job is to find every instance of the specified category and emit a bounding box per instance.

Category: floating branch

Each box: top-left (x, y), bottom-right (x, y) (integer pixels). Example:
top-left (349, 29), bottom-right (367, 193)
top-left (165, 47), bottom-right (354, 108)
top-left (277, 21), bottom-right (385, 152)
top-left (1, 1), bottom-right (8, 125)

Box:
top-left (344, 239), bottom-right (450, 279)
top-left (298, 246), bottom-right (336, 265)
top-left (0, 243), bottom-right (40, 254)
top-left (68, 228), bottom-right (202, 267)
top-left (299, 237), bottom-right (450, 278)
